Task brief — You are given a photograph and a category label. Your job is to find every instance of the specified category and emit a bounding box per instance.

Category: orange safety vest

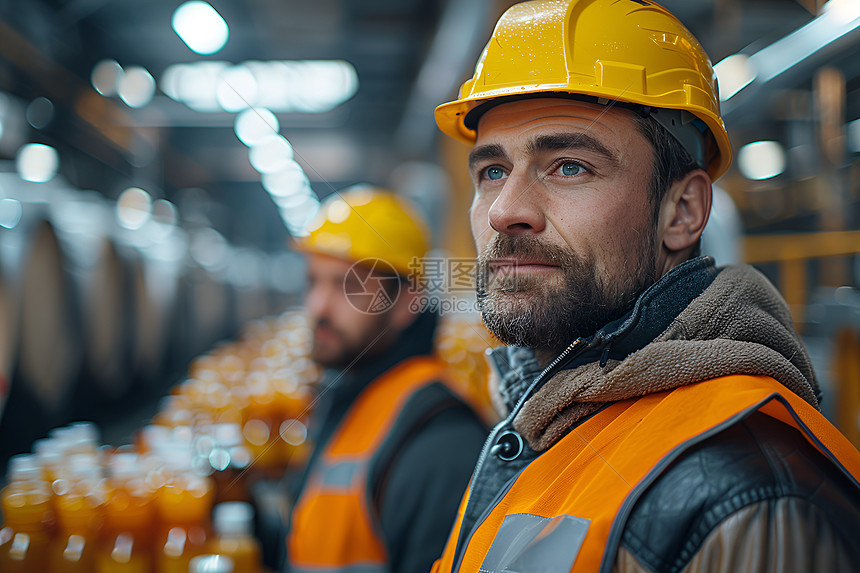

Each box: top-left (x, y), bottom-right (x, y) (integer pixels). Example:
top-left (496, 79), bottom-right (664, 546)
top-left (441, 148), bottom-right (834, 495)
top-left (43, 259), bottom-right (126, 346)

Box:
top-left (433, 374), bottom-right (860, 573)
top-left (287, 356), bottom-right (451, 573)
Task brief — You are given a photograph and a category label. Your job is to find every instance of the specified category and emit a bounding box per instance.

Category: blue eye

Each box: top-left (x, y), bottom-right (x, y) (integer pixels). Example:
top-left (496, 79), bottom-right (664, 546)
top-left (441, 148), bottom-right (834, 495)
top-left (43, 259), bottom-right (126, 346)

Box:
top-left (486, 167), bottom-right (505, 181)
top-left (560, 162), bottom-right (584, 176)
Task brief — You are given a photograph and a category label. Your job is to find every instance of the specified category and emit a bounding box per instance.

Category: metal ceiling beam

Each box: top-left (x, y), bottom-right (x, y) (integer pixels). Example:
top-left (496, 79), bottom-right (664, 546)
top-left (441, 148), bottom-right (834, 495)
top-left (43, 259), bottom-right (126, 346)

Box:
top-left (392, 0), bottom-right (492, 159)
top-left (722, 4), bottom-right (860, 123)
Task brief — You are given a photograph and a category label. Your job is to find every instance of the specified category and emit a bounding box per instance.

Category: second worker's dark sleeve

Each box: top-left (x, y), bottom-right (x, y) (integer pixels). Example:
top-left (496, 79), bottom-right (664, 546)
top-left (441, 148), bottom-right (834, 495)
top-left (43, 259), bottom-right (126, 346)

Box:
top-left (377, 405), bottom-right (488, 573)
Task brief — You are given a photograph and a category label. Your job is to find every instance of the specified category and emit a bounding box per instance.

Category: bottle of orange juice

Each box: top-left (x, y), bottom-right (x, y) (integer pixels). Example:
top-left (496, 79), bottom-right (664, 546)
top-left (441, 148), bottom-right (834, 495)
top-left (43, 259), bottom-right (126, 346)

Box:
top-left (33, 438), bottom-right (65, 484)
top-left (96, 451), bottom-right (155, 573)
top-left (154, 448), bottom-right (215, 573)
top-left (203, 423), bottom-right (252, 505)
top-left (48, 453), bottom-right (105, 572)
top-left (0, 454), bottom-right (54, 572)
top-left (209, 502), bottom-right (261, 573)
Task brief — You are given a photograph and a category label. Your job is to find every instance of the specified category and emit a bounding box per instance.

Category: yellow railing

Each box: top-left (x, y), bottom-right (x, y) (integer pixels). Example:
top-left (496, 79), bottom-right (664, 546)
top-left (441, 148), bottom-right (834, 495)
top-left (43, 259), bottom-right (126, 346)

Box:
top-left (743, 229), bottom-right (860, 325)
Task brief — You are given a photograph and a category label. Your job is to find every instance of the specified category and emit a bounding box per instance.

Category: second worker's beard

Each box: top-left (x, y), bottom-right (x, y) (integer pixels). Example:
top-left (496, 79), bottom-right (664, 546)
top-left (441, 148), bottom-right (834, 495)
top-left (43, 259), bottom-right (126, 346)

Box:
top-left (310, 315), bottom-right (389, 370)
top-left (475, 233), bottom-right (657, 357)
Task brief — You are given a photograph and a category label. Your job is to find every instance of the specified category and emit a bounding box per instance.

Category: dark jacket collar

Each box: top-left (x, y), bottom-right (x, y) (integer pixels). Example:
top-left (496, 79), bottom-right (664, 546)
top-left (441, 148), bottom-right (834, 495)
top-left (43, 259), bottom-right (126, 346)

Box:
top-left (488, 256), bottom-right (718, 415)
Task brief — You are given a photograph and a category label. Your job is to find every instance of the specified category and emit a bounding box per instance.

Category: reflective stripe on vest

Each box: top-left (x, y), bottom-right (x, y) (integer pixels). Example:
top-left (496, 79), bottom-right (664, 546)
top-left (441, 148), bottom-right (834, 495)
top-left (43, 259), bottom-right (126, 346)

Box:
top-left (431, 375), bottom-right (860, 573)
top-left (287, 356), bottom-right (450, 572)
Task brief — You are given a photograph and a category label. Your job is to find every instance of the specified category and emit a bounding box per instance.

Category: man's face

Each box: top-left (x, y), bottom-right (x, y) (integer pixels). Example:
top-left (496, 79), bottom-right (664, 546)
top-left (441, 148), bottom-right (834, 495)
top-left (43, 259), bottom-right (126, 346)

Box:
top-left (468, 98), bottom-right (660, 356)
top-left (304, 254), bottom-right (393, 369)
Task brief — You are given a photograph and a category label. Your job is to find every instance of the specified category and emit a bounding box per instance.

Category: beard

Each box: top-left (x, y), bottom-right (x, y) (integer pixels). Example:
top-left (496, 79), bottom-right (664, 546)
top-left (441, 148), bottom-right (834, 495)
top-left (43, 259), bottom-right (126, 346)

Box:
top-left (310, 318), bottom-right (355, 369)
top-left (475, 233), bottom-right (657, 356)
top-left (310, 316), bottom-right (387, 370)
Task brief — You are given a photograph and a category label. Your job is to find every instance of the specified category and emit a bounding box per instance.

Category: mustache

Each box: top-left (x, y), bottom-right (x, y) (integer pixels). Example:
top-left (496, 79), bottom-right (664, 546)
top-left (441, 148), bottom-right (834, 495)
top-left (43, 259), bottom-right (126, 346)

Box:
top-left (478, 234), bottom-right (577, 269)
top-left (475, 235), bottom-right (580, 296)
top-left (313, 318), bottom-right (340, 335)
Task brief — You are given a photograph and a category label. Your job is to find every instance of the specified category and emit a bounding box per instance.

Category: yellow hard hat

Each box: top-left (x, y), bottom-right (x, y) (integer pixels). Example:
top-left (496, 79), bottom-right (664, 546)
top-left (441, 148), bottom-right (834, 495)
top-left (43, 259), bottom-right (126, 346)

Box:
top-left (435, 0), bottom-right (733, 180)
top-left (296, 185), bottom-right (430, 277)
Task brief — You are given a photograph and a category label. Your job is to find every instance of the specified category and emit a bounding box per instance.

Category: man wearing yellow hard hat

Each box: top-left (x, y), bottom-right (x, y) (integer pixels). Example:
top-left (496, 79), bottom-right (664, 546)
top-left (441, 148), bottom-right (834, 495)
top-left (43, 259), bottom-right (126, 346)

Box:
top-left (280, 185), bottom-right (486, 573)
top-left (432, 1), bottom-right (860, 571)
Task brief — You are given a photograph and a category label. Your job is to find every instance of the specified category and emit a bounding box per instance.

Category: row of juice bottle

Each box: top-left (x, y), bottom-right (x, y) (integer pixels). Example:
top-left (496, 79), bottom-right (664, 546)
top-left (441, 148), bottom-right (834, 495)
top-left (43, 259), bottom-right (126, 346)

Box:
top-left (0, 307), bottom-right (500, 572)
top-left (0, 421), bottom-right (263, 573)
top-left (156, 310), bottom-right (321, 478)
top-left (0, 311), bottom-right (321, 573)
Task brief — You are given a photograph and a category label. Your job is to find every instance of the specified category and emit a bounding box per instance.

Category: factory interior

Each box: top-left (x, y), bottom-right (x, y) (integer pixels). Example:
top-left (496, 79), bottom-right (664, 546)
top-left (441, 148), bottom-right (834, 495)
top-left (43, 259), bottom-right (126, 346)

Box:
top-left (0, 0), bottom-right (859, 571)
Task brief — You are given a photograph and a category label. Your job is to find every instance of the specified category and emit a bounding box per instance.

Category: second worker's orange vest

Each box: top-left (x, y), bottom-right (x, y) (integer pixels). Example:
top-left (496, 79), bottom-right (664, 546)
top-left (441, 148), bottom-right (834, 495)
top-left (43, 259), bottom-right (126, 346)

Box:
top-left (287, 356), bottom-right (452, 573)
top-left (432, 375), bottom-right (860, 573)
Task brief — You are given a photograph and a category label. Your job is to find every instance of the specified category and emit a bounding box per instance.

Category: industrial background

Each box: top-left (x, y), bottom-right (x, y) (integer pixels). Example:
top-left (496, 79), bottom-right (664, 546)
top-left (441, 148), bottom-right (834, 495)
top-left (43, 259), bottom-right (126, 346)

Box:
top-left (0, 0), bottom-right (859, 483)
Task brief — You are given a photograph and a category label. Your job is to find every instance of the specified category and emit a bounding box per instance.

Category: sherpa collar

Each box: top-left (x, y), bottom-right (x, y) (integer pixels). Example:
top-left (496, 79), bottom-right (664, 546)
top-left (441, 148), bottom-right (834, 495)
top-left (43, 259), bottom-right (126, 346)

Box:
top-left (486, 257), bottom-right (820, 452)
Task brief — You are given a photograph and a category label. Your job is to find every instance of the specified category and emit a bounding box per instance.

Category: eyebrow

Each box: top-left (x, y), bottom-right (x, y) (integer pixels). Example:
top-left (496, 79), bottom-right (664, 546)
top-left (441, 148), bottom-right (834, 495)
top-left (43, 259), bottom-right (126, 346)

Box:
top-left (468, 143), bottom-right (507, 170)
top-left (468, 132), bottom-right (620, 171)
top-left (527, 133), bottom-right (619, 167)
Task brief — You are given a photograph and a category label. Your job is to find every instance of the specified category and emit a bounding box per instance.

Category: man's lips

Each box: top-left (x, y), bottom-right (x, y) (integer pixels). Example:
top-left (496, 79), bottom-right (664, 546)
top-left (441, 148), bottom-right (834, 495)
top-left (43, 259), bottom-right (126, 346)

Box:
top-left (313, 324), bottom-right (340, 343)
top-left (488, 258), bottom-right (559, 274)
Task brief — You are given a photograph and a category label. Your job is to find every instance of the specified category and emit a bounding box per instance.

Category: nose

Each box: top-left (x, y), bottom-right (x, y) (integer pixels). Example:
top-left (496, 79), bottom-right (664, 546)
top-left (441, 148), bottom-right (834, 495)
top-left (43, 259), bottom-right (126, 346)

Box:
top-left (304, 281), bottom-right (333, 320)
top-left (487, 175), bottom-right (546, 235)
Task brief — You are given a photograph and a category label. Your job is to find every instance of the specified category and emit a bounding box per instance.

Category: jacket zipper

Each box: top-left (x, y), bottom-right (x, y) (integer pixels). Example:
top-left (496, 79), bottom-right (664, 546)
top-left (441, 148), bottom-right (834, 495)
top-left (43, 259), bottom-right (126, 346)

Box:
top-left (451, 337), bottom-right (588, 573)
top-left (532, 338), bottom-right (588, 394)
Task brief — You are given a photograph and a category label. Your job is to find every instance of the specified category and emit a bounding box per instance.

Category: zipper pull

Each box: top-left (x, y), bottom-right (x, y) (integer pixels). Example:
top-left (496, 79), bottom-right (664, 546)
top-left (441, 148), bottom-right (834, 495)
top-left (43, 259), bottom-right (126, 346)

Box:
top-left (599, 345), bottom-right (611, 368)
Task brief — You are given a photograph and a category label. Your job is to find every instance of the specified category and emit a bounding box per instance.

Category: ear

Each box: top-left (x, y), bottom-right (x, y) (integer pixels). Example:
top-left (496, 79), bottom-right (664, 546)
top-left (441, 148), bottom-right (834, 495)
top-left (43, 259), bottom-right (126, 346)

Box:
top-left (658, 169), bottom-right (712, 259)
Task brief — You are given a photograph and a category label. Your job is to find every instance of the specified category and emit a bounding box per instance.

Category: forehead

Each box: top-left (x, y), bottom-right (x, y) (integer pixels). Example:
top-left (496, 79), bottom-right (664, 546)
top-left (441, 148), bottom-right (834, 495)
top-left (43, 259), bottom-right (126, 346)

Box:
top-left (306, 253), bottom-right (353, 277)
top-left (474, 97), bottom-right (644, 150)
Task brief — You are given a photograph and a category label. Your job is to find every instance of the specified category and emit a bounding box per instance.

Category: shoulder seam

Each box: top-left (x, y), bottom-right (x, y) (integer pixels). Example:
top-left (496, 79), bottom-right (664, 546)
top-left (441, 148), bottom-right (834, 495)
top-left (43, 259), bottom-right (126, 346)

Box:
top-left (673, 486), bottom-right (779, 571)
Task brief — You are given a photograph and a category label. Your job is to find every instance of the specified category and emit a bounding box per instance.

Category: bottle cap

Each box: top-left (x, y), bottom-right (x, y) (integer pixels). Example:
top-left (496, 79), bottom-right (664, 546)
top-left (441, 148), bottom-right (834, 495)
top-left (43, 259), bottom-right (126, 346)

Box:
top-left (212, 423), bottom-right (242, 448)
top-left (213, 501), bottom-right (254, 536)
top-left (109, 452), bottom-right (140, 477)
top-left (67, 421), bottom-right (100, 444)
top-left (7, 454), bottom-right (41, 480)
top-left (188, 554), bottom-right (234, 573)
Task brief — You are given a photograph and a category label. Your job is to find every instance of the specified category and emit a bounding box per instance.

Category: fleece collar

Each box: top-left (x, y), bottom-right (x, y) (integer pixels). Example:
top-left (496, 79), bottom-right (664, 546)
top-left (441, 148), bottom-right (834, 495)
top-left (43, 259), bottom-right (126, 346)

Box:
top-left (486, 257), bottom-right (820, 452)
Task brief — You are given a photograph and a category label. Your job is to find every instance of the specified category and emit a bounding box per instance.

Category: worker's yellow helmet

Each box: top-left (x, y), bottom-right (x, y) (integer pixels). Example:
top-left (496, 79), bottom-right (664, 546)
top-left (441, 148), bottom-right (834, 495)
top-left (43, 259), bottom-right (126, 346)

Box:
top-left (296, 185), bottom-right (430, 278)
top-left (435, 0), bottom-right (733, 180)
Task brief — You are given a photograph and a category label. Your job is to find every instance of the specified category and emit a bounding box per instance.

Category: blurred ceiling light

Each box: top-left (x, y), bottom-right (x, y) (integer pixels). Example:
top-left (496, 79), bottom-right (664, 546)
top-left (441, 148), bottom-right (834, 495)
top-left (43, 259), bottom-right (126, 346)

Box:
top-left (824, 0), bottom-right (860, 25)
top-left (848, 118), bottom-right (860, 153)
top-left (172, 1), bottom-right (229, 55)
top-left (152, 199), bottom-right (178, 226)
top-left (16, 143), bottom-right (59, 183)
top-left (117, 66), bottom-right (156, 108)
top-left (91, 59), bottom-right (124, 96)
top-left (234, 108), bottom-right (279, 147)
top-left (159, 64), bottom-right (184, 101)
top-left (261, 161), bottom-right (311, 197)
top-left (714, 54), bottom-right (756, 101)
top-left (0, 197), bottom-right (23, 229)
top-left (738, 141), bottom-right (786, 180)
top-left (248, 60), bottom-right (290, 107)
top-left (272, 186), bottom-right (315, 209)
top-left (281, 195), bottom-right (321, 237)
top-left (216, 65), bottom-right (258, 112)
top-left (160, 60), bottom-right (357, 113)
top-left (149, 199), bottom-right (178, 239)
top-left (248, 135), bottom-right (294, 174)
top-left (326, 198), bottom-right (351, 224)
top-left (163, 62), bottom-right (227, 113)
top-left (116, 187), bottom-right (153, 230)
top-left (275, 189), bottom-right (318, 211)
top-left (26, 97), bottom-right (54, 129)
top-left (285, 61), bottom-right (359, 113)
top-left (340, 184), bottom-right (374, 207)
top-left (190, 227), bottom-right (229, 270)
